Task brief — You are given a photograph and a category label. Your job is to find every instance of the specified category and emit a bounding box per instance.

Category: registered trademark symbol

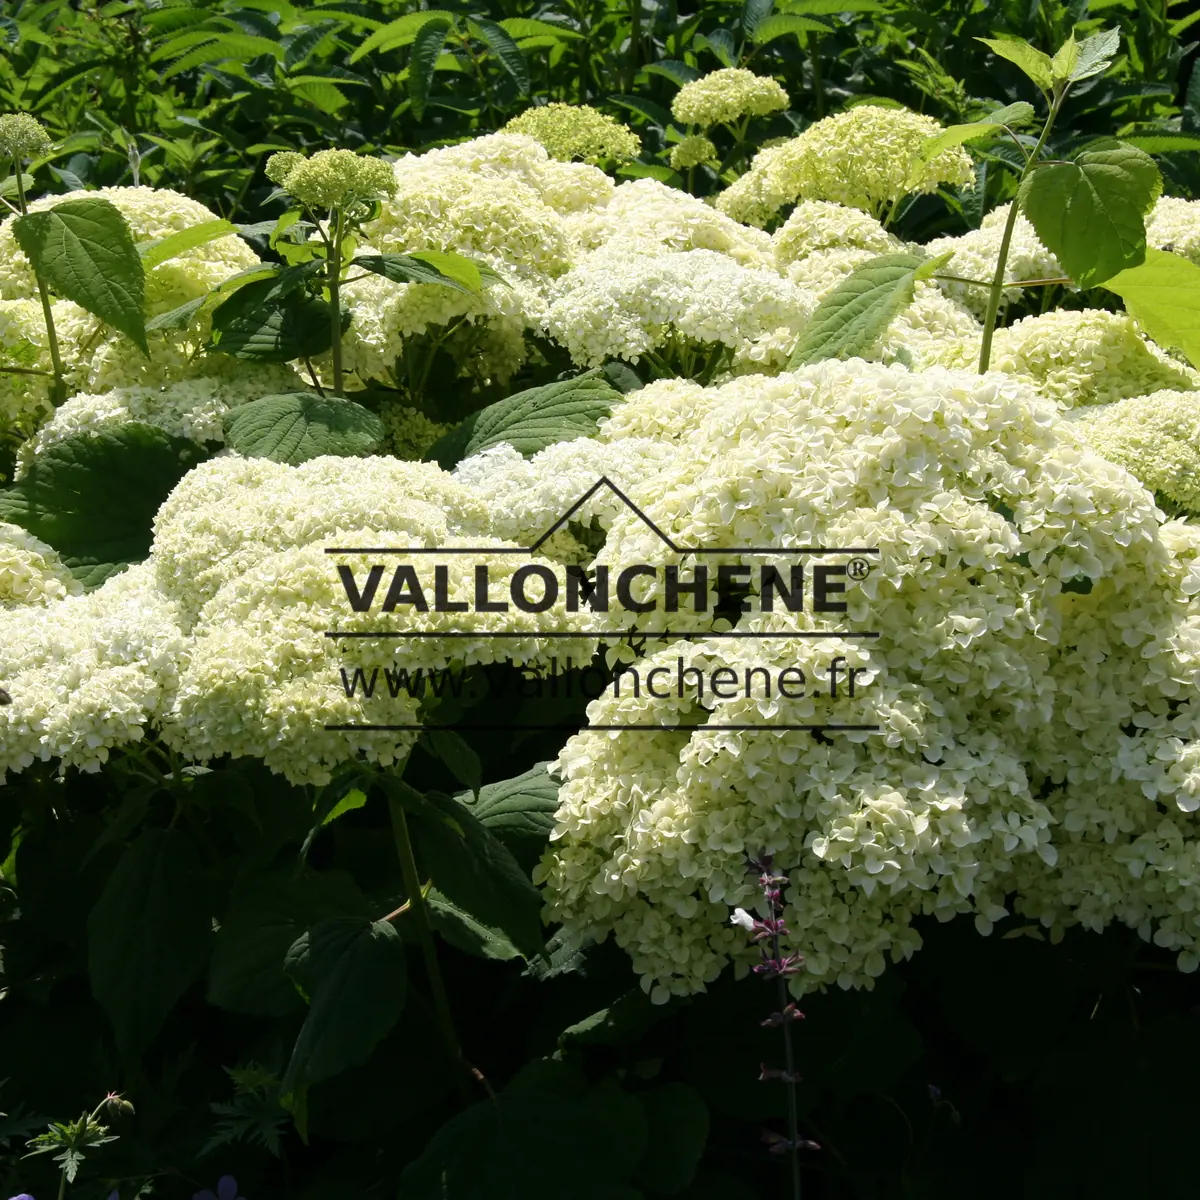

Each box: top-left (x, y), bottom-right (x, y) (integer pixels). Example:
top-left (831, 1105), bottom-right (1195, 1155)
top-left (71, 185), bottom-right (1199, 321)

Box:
top-left (847, 557), bottom-right (871, 581)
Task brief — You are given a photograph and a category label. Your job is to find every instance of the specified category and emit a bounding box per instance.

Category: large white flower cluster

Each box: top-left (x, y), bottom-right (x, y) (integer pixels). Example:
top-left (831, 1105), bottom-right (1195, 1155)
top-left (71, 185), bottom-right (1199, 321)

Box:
top-left (535, 359), bottom-right (1200, 1000)
top-left (0, 522), bottom-right (81, 608)
top-left (1147, 195), bottom-right (1200, 266)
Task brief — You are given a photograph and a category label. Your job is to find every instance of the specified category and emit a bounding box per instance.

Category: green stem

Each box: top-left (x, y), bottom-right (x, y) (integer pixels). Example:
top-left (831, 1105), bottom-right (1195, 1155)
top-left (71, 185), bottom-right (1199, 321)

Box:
top-left (327, 209), bottom-right (344, 396)
top-left (977, 87), bottom-right (1065, 374)
top-left (386, 796), bottom-right (472, 1105)
top-left (13, 163), bottom-right (65, 407)
top-left (57, 1167), bottom-right (67, 1200)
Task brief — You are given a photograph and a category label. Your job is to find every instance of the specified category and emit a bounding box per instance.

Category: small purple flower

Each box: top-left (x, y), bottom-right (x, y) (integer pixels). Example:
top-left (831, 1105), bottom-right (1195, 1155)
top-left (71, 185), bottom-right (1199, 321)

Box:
top-left (193, 1178), bottom-right (244, 1200)
top-left (8, 1193), bottom-right (36, 1200)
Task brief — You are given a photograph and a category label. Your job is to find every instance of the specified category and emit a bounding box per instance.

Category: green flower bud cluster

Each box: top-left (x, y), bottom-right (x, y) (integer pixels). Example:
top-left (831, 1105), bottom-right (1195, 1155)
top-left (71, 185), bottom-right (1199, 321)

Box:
top-left (0, 112), bottom-right (52, 162)
top-left (265, 148), bottom-right (397, 210)
top-left (503, 103), bottom-right (641, 165)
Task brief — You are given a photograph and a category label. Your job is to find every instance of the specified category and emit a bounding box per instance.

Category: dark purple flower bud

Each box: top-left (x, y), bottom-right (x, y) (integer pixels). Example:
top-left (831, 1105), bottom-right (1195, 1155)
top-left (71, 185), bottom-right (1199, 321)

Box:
top-left (8, 1193), bottom-right (37, 1199)
top-left (760, 1003), bottom-right (805, 1027)
top-left (193, 1179), bottom-right (244, 1200)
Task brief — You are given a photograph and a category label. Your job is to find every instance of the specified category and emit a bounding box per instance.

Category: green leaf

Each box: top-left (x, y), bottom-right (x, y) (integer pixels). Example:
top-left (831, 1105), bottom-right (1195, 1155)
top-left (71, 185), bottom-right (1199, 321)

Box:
top-left (560, 989), bottom-right (664, 1048)
top-left (635, 1084), bottom-right (710, 1195)
top-left (12, 197), bottom-right (147, 353)
top-left (0, 173), bottom-right (34, 201)
top-left (459, 762), bottom-right (560, 868)
top-left (1019, 140), bottom-right (1161, 288)
top-left (426, 371), bottom-right (623, 469)
top-left (1114, 132), bottom-right (1200, 155)
top-left (409, 17), bottom-right (452, 120)
top-left (0, 424), bottom-right (209, 589)
top-left (222, 392), bottom-right (385, 465)
top-left (787, 252), bottom-right (950, 368)
top-left (87, 829), bottom-right (212, 1058)
top-left (351, 251), bottom-right (479, 293)
top-left (1050, 31), bottom-right (1079, 85)
top-left (1072, 26), bottom-right (1121, 80)
top-left (741, 0), bottom-right (774, 38)
top-left (975, 36), bottom-right (1055, 92)
top-left (640, 60), bottom-right (698, 87)
top-left (208, 868), bottom-right (372, 1017)
top-left (400, 1059), bottom-right (648, 1199)
top-left (411, 789), bottom-right (545, 959)
top-left (348, 9), bottom-right (455, 61)
top-left (469, 17), bottom-right (530, 95)
top-left (751, 12), bottom-right (832, 42)
top-left (498, 16), bottom-right (581, 40)
top-left (144, 263), bottom-right (281, 333)
top-left (138, 218), bottom-right (238, 272)
top-left (282, 917), bottom-right (408, 1092)
top-left (208, 269), bottom-right (332, 361)
top-left (778, 0), bottom-right (884, 11)
top-left (427, 888), bottom-right (524, 961)
top-left (1102, 248), bottom-right (1200, 370)
top-left (422, 729), bottom-right (483, 797)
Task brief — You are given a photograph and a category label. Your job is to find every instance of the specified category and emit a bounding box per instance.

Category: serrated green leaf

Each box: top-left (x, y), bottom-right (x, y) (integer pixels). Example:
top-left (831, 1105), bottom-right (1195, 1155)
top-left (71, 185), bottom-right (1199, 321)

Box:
top-left (87, 829), bottom-right (212, 1058)
top-left (1050, 31), bottom-right (1079, 85)
top-left (208, 267), bottom-right (331, 361)
top-left (1102, 248), bottom-right (1200, 370)
top-left (0, 424), bottom-right (209, 589)
top-left (787, 252), bottom-right (947, 368)
top-left (1073, 26), bottom-right (1121, 80)
top-left (986, 101), bottom-right (1037, 127)
top-left (1019, 140), bottom-right (1160, 288)
top-left (1114, 132), bottom-right (1200, 155)
top-left (640, 60), bottom-right (698, 87)
top-left (348, 9), bottom-right (455, 61)
top-left (352, 251), bottom-right (478, 293)
top-left (778, 0), bottom-right (884, 11)
top-left (751, 12), bottom-right (832, 42)
top-left (497, 16), bottom-right (581, 39)
top-left (411, 789), bottom-right (544, 959)
top-left (742, 0), bottom-right (774, 37)
top-left (138, 218), bottom-right (238, 271)
top-left (208, 868), bottom-right (372, 1017)
top-left (422, 729), bottom-right (482, 797)
top-left (427, 889), bottom-right (524, 961)
top-left (469, 17), bottom-right (529, 94)
top-left (0, 173), bottom-right (34, 201)
top-left (281, 917), bottom-right (408, 1091)
top-left (976, 35), bottom-right (1055, 92)
top-left (458, 762), bottom-right (560, 869)
top-left (426, 371), bottom-right (622, 469)
top-left (409, 17), bottom-right (452, 121)
top-left (223, 392), bottom-right (384, 465)
top-left (13, 197), bottom-right (147, 353)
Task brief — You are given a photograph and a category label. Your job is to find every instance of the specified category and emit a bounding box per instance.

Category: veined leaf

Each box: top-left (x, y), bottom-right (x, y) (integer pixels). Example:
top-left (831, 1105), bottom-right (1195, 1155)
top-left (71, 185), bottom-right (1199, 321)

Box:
top-left (1050, 31), bottom-right (1079, 85)
top-left (976, 35), bottom-right (1055, 92)
top-left (751, 12), bottom-right (833, 42)
top-left (348, 9), bottom-right (455, 61)
top-left (223, 392), bottom-right (385, 465)
top-left (13, 197), bottom-right (147, 353)
top-left (497, 16), bottom-right (581, 39)
top-left (640, 60), bottom-right (698, 87)
top-left (351, 251), bottom-right (481, 293)
top-left (0, 173), bottom-right (34, 201)
top-left (138, 218), bottom-right (238, 271)
top-left (1113, 132), bottom-right (1200, 155)
top-left (787, 252), bottom-right (951, 368)
top-left (469, 17), bottom-right (530, 95)
top-left (1102, 248), bottom-right (1200, 370)
top-left (1071, 26), bottom-right (1120, 81)
top-left (409, 17), bottom-right (452, 121)
top-left (1019, 139), bottom-right (1160, 288)
top-left (742, 0), bottom-right (774, 38)
top-left (778, 0), bottom-right (884, 11)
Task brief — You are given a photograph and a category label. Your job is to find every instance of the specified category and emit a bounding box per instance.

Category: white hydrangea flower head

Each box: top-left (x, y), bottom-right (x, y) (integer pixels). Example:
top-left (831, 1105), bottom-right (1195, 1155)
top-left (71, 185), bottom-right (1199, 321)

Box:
top-left (562, 178), bottom-right (774, 268)
top-left (16, 364), bottom-right (307, 473)
top-left (1147, 195), bottom-right (1200, 266)
top-left (541, 247), bottom-right (817, 369)
top-left (0, 186), bottom-right (260, 312)
top-left (925, 204), bottom-right (1064, 318)
top-left (714, 143), bottom-right (793, 228)
top-left (0, 298), bottom-right (57, 424)
top-left (381, 404), bottom-right (454, 461)
top-left (1068, 389), bottom-right (1200, 512)
top-left (269, 148), bottom-right (397, 210)
top-left (975, 310), bottom-right (1198, 408)
top-left (0, 562), bottom-right (185, 778)
top-left (537, 359), bottom-right (1200, 999)
top-left (502, 103), bottom-right (640, 164)
top-left (671, 68), bottom-right (789, 127)
top-left (716, 105), bottom-right (974, 224)
top-left (0, 112), bottom-right (52, 161)
top-left (772, 201), bottom-right (902, 268)
top-left (0, 522), bottom-right (82, 607)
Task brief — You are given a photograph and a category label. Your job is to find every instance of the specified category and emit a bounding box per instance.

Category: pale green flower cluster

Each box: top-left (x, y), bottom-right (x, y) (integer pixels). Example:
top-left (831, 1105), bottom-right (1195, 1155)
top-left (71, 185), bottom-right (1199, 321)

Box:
top-left (1147, 195), bottom-right (1200, 266)
top-left (0, 112), bottom-right (52, 161)
top-left (940, 310), bottom-right (1199, 408)
top-left (669, 135), bottom-right (718, 171)
top-left (925, 203), bottom-right (1065, 318)
top-left (381, 403), bottom-right (455, 461)
top-left (267, 148), bottom-right (397, 210)
top-left (0, 522), bottom-right (81, 608)
top-left (671, 68), bottom-right (789, 128)
top-left (1068, 389), bottom-right (1200, 513)
top-left (772, 201), bottom-right (902, 268)
top-left (716, 105), bottom-right (975, 225)
top-left (503, 104), bottom-right (640, 164)
top-left (534, 359), bottom-right (1200, 1000)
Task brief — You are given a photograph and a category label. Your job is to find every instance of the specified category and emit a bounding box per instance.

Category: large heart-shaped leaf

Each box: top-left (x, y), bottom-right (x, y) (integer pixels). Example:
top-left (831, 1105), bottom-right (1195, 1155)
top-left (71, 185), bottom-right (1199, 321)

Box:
top-left (222, 391), bottom-right (384, 464)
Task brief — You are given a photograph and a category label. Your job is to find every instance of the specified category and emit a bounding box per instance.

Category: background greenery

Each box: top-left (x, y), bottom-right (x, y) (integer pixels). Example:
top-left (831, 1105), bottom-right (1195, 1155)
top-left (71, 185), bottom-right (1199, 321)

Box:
top-left (3, 1), bottom-right (1200, 1197)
